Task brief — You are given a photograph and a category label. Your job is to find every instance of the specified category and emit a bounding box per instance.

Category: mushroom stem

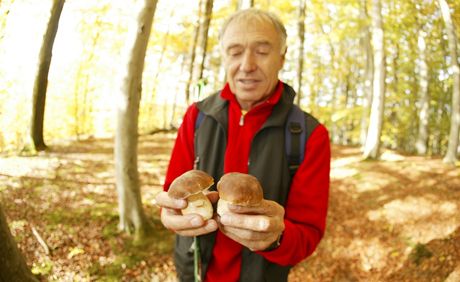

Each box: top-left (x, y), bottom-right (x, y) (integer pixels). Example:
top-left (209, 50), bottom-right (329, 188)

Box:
top-left (183, 192), bottom-right (213, 220)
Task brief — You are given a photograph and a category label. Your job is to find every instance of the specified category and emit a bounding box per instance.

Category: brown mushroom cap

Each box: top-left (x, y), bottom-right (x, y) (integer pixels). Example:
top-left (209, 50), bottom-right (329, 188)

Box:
top-left (168, 170), bottom-right (214, 199)
top-left (217, 172), bottom-right (263, 206)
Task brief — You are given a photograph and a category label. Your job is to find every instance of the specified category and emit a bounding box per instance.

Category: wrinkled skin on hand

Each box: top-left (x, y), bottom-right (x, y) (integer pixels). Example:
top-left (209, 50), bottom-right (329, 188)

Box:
top-left (217, 199), bottom-right (285, 251)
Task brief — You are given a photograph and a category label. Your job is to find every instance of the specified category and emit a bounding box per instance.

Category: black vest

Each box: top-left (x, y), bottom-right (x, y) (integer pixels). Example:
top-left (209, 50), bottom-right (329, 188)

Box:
top-left (174, 84), bottom-right (317, 282)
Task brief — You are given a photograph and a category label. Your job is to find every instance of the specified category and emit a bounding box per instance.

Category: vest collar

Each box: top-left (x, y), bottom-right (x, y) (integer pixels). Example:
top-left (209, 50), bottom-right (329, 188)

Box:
top-left (196, 82), bottom-right (297, 130)
top-left (259, 83), bottom-right (296, 129)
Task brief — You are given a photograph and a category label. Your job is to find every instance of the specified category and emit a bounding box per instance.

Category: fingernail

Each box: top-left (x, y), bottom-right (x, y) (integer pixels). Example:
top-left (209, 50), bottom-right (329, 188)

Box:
top-left (191, 217), bottom-right (202, 227)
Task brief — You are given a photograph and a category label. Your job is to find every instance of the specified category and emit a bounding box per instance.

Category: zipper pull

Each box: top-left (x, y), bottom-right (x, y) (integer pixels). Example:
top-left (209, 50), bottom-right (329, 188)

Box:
top-left (239, 110), bottom-right (247, 126)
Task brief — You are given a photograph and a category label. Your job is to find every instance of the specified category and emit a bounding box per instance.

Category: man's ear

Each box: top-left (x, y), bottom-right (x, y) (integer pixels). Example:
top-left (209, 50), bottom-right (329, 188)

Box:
top-left (281, 47), bottom-right (287, 65)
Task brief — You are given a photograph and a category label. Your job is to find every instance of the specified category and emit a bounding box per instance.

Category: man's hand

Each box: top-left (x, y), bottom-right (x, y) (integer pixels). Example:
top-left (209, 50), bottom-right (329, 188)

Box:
top-left (218, 199), bottom-right (285, 251)
top-left (154, 191), bottom-right (219, 237)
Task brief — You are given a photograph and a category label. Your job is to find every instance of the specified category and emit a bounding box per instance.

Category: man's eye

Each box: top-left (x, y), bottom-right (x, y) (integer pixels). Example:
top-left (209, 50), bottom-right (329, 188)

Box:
top-left (256, 49), bottom-right (270, 55)
top-left (229, 51), bottom-right (242, 57)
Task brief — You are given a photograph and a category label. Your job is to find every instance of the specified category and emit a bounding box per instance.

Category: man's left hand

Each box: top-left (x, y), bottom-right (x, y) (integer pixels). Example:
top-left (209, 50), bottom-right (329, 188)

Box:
top-left (217, 199), bottom-right (285, 251)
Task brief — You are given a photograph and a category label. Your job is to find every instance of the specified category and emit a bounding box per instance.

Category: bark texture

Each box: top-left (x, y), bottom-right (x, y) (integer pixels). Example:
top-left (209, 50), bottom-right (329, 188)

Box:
top-left (30, 0), bottom-right (65, 151)
top-left (363, 0), bottom-right (385, 159)
top-left (439, 0), bottom-right (460, 164)
top-left (0, 204), bottom-right (38, 282)
top-left (115, 0), bottom-right (157, 241)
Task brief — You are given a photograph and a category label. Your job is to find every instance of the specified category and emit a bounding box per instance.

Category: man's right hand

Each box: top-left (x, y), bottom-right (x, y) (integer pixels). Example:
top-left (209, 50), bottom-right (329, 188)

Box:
top-left (154, 191), bottom-right (219, 237)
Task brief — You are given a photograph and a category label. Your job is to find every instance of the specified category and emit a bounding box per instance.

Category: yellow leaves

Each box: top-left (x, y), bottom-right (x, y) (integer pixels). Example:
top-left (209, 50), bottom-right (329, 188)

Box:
top-left (67, 246), bottom-right (85, 259)
top-left (31, 259), bottom-right (53, 275)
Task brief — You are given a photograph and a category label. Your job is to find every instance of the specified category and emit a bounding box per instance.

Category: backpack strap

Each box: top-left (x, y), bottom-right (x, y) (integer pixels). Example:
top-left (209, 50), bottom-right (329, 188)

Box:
top-left (285, 105), bottom-right (305, 177)
top-left (285, 105), bottom-right (319, 177)
top-left (195, 111), bottom-right (206, 131)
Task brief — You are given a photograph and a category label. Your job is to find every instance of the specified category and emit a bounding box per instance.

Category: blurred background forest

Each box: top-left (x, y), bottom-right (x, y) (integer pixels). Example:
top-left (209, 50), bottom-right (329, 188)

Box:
top-left (1, 0), bottom-right (460, 281)
top-left (0, 0), bottom-right (459, 159)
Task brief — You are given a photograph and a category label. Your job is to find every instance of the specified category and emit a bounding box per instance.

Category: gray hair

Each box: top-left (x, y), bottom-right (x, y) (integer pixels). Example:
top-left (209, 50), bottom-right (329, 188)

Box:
top-left (219, 8), bottom-right (287, 54)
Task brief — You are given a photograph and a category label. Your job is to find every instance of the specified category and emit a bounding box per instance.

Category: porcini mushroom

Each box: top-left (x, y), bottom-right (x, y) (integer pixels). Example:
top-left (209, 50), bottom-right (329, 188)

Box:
top-left (168, 170), bottom-right (214, 220)
top-left (216, 172), bottom-right (263, 216)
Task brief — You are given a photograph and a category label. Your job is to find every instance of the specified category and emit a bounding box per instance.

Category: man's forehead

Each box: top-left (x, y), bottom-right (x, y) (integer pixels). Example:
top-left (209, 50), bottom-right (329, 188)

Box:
top-left (222, 21), bottom-right (279, 48)
top-left (224, 37), bottom-right (274, 49)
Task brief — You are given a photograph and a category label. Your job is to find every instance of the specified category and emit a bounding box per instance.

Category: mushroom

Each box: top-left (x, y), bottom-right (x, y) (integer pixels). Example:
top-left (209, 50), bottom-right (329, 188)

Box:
top-left (216, 172), bottom-right (263, 216)
top-left (168, 170), bottom-right (214, 220)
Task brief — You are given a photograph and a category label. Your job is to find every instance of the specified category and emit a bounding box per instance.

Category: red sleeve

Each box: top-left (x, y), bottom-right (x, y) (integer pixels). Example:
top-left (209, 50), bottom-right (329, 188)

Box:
top-left (163, 104), bottom-right (200, 191)
top-left (257, 124), bottom-right (330, 265)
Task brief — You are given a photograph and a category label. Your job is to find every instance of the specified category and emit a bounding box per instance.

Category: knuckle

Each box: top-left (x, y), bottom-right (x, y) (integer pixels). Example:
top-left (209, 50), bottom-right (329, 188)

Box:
top-left (257, 219), bottom-right (271, 231)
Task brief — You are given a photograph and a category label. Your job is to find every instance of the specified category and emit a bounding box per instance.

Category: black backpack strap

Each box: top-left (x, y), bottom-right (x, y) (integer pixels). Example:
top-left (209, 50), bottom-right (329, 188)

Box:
top-left (285, 105), bottom-right (305, 177)
top-left (193, 111), bottom-right (206, 169)
top-left (195, 110), bottom-right (205, 131)
top-left (285, 105), bottom-right (319, 177)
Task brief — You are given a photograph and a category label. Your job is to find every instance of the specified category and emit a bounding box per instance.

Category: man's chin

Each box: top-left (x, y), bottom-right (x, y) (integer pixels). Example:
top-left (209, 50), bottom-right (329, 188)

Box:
top-left (235, 90), bottom-right (261, 100)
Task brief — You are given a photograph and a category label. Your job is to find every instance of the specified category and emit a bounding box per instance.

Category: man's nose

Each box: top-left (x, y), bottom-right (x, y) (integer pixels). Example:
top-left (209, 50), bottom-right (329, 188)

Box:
top-left (240, 51), bottom-right (257, 72)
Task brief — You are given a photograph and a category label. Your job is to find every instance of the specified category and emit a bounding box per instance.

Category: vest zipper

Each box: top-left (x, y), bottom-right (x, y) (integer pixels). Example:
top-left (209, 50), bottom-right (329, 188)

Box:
top-left (239, 110), bottom-right (247, 126)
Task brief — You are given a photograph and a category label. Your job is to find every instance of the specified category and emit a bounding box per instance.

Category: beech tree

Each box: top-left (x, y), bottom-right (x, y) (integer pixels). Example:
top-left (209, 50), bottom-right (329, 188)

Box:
top-left (363, 0), bottom-right (385, 159)
top-left (359, 0), bottom-right (373, 146)
top-left (438, 0), bottom-right (460, 164)
top-left (0, 204), bottom-right (37, 282)
top-left (415, 27), bottom-right (429, 155)
top-left (30, 0), bottom-right (64, 151)
top-left (296, 0), bottom-right (307, 106)
top-left (185, 0), bottom-right (202, 104)
top-left (115, 0), bottom-right (157, 241)
top-left (194, 0), bottom-right (214, 94)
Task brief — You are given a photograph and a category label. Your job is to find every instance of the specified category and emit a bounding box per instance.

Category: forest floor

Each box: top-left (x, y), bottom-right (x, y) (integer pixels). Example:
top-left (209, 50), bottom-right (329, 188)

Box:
top-left (1, 132), bottom-right (460, 282)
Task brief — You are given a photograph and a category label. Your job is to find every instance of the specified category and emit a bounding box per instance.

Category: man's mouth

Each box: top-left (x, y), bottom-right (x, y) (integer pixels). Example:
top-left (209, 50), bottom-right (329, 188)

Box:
top-left (237, 79), bottom-right (260, 88)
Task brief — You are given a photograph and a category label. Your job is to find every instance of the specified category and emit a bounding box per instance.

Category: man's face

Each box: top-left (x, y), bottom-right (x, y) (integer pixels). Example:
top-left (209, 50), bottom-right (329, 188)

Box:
top-left (221, 19), bottom-right (285, 110)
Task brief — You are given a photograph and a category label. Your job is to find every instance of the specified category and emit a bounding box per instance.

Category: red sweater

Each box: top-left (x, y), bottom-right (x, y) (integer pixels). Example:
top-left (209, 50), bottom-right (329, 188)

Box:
top-left (164, 81), bottom-right (330, 282)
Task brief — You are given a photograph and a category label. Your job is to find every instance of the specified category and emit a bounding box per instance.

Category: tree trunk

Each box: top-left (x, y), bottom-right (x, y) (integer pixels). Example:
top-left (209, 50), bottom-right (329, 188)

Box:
top-left (0, 204), bottom-right (38, 282)
top-left (150, 8), bottom-right (173, 124)
top-left (30, 0), bottom-right (65, 151)
top-left (363, 0), bottom-right (385, 159)
top-left (415, 29), bottom-right (430, 155)
top-left (439, 0), bottom-right (460, 164)
top-left (115, 0), bottom-right (157, 242)
top-left (359, 0), bottom-right (374, 147)
top-left (296, 0), bottom-right (307, 106)
top-left (185, 0), bottom-right (202, 105)
top-left (195, 0), bottom-right (214, 96)
top-left (171, 55), bottom-right (186, 129)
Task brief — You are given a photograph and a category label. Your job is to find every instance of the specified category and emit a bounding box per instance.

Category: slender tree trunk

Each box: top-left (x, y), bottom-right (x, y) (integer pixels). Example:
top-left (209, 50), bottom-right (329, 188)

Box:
top-left (115, 0), bottom-right (157, 242)
top-left (185, 0), bottom-right (202, 105)
top-left (150, 8), bottom-right (173, 126)
top-left (30, 0), bottom-right (64, 151)
top-left (363, 0), bottom-right (385, 159)
top-left (439, 0), bottom-right (460, 164)
top-left (359, 0), bottom-right (374, 147)
top-left (0, 204), bottom-right (38, 282)
top-left (195, 0), bottom-right (214, 89)
top-left (296, 0), bottom-right (306, 106)
top-left (415, 29), bottom-right (430, 155)
top-left (171, 55), bottom-right (186, 128)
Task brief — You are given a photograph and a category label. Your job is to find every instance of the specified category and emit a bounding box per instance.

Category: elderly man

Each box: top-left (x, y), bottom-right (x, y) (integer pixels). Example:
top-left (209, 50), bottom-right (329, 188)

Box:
top-left (155, 8), bottom-right (330, 282)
